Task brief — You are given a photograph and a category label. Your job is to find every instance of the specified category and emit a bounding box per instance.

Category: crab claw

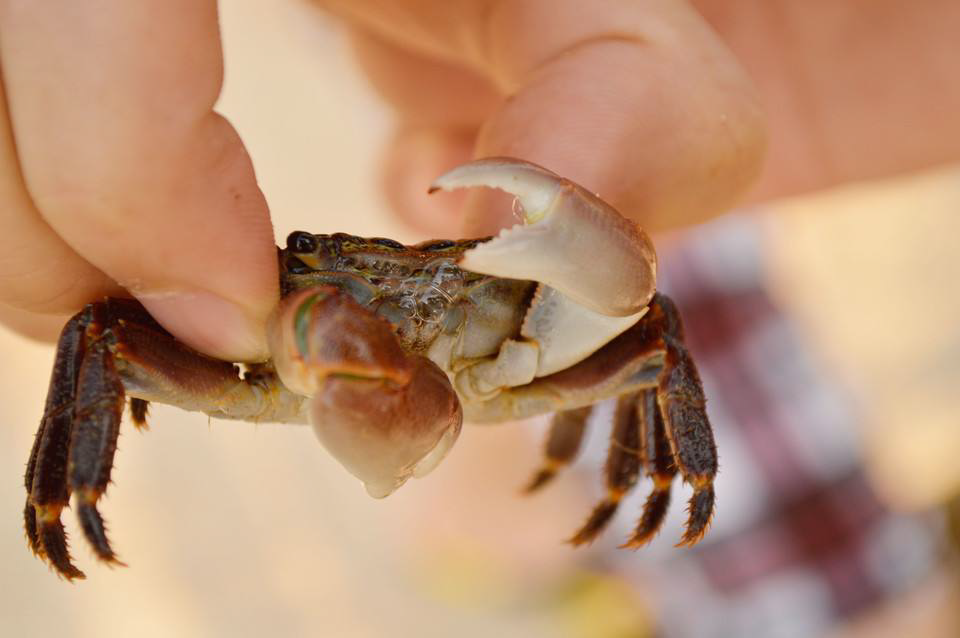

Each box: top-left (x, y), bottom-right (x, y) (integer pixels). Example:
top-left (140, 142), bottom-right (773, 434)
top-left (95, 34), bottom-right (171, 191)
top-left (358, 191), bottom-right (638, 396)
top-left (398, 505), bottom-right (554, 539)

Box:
top-left (429, 158), bottom-right (657, 317)
top-left (268, 288), bottom-right (463, 498)
top-left (309, 355), bottom-right (463, 498)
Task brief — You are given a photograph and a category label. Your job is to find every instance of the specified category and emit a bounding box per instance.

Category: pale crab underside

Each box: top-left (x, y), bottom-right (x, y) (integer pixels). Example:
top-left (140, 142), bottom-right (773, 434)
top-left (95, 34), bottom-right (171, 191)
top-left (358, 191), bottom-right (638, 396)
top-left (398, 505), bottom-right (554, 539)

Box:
top-left (23, 158), bottom-right (717, 580)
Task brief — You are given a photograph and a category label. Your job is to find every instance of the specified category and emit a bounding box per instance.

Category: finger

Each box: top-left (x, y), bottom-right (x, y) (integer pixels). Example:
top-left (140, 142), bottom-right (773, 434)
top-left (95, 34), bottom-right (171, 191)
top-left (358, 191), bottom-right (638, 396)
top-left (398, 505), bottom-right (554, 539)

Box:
top-left (0, 304), bottom-right (69, 343)
top-left (380, 126), bottom-right (475, 237)
top-left (0, 0), bottom-right (278, 362)
top-left (466, 0), bottom-right (766, 234)
top-left (348, 25), bottom-right (500, 129)
top-left (0, 72), bottom-right (123, 314)
top-left (324, 0), bottom-right (765, 235)
top-left (692, 0), bottom-right (960, 201)
top-left (349, 27), bottom-right (496, 236)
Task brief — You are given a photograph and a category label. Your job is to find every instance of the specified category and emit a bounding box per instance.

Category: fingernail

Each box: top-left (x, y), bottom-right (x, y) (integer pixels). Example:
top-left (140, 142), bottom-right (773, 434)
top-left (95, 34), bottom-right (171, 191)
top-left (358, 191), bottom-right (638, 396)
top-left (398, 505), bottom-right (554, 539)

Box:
top-left (139, 290), bottom-right (270, 362)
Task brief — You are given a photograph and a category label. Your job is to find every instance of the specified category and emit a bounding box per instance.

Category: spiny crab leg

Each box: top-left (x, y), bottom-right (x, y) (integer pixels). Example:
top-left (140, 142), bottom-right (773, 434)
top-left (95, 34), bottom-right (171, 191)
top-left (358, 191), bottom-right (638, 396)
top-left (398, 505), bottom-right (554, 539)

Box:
top-left (429, 158), bottom-right (658, 317)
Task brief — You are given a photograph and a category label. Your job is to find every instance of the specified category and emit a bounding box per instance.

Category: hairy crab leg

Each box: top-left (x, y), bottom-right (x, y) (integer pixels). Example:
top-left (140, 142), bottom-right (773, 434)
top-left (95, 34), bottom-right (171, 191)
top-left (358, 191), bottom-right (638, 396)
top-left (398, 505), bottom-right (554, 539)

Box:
top-left (68, 303), bottom-right (127, 566)
top-left (568, 394), bottom-right (644, 546)
top-left (25, 298), bottom-right (286, 580)
top-left (25, 313), bottom-right (87, 579)
top-left (129, 398), bottom-right (149, 428)
top-left (654, 297), bottom-right (717, 546)
top-left (466, 293), bottom-right (717, 546)
top-left (622, 389), bottom-right (677, 547)
top-left (523, 406), bottom-right (591, 493)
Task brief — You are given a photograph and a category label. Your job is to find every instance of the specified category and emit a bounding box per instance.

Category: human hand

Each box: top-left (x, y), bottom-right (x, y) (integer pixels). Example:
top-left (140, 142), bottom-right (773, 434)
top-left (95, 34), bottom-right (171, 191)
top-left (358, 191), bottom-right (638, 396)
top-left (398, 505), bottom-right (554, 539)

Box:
top-left (0, 1), bottom-right (277, 361)
top-left (331, 0), bottom-right (960, 235)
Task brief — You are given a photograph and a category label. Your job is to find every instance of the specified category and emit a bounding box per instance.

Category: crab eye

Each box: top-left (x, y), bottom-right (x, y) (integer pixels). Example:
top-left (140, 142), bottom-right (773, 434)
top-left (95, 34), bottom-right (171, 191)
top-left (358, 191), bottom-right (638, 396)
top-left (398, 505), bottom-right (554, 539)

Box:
top-left (284, 255), bottom-right (313, 274)
top-left (286, 231), bottom-right (318, 253)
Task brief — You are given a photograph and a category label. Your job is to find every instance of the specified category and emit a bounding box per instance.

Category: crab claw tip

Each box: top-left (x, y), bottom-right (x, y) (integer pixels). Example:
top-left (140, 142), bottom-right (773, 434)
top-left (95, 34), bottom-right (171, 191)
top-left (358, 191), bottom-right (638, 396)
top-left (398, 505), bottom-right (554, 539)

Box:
top-left (433, 158), bottom-right (657, 317)
top-left (429, 157), bottom-right (561, 222)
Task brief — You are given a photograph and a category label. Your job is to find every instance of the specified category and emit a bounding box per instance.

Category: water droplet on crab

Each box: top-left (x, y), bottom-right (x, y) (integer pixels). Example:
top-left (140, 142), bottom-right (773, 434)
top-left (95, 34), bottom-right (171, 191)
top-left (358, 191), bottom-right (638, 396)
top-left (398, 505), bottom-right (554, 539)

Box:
top-left (511, 196), bottom-right (526, 222)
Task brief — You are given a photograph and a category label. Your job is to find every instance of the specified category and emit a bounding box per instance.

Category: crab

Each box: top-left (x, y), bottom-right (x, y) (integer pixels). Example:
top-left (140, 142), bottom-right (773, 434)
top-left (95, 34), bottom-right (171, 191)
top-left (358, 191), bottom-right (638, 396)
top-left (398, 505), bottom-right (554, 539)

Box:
top-left (23, 158), bottom-right (717, 580)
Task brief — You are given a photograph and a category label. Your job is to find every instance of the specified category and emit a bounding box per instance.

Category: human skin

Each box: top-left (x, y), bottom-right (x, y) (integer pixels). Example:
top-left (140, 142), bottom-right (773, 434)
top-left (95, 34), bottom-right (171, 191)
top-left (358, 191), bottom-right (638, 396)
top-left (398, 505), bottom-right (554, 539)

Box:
top-left (0, 0), bottom-right (957, 359)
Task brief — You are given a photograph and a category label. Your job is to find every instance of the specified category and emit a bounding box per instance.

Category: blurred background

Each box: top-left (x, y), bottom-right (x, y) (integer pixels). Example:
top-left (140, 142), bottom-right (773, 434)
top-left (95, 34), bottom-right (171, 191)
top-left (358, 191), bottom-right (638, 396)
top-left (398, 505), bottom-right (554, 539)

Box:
top-left (2, 2), bottom-right (958, 637)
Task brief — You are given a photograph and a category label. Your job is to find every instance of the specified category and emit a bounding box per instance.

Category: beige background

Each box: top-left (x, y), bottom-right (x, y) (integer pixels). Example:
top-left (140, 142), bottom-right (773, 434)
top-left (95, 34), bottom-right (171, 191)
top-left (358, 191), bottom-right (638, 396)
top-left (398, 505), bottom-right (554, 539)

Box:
top-left (1, 2), bottom-right (958, 637)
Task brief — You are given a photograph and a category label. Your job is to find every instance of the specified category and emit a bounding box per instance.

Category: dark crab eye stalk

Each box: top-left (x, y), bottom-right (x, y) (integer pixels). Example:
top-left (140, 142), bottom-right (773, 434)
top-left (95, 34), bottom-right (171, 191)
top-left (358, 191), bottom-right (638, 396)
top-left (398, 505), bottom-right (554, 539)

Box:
top-left (286, 230), bottom-right (318, 254)
top-left (267, 287), bottom-right (463, 498)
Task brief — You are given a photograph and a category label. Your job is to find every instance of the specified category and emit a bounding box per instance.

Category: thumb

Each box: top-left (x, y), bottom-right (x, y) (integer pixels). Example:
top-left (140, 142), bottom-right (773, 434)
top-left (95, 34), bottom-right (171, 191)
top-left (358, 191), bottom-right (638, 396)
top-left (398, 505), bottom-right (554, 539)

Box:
top-left (1, 1), bottom-right (277, 362)
top-left (462, 0), bottom-right (765, 235)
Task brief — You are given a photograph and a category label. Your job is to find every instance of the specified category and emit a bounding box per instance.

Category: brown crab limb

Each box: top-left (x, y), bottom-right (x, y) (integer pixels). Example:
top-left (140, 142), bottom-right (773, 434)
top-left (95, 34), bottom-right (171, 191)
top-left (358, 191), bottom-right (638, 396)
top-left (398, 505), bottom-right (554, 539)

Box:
top-left (621, 389), bottom-right (677, 548)
top-left (657, 323), bottom-right (717, 546)
top-left (523, 406), bottom-right (591, 493)
top-left (25, 313), bottom-right (87, 579)
top-left (269, 288), bottom-right (463, 498)
top-left (25, 298), bottom-right (294, 580)
top-left (69, 317), bottom-right (127, 568)
top-left (569, 394), bottom-right (644, 546)
top-left (428, 157), bottom-right (657, 317)
top-left (129, 397), bottom-right (149, 428)
top-left (471, 293), bottom-right (717, 546)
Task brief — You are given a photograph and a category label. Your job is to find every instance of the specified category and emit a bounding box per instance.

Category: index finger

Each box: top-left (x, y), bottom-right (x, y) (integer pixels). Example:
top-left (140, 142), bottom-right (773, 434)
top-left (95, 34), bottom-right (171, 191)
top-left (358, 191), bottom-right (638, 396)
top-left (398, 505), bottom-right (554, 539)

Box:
top-left (326, 0), bottom-right (766, 234)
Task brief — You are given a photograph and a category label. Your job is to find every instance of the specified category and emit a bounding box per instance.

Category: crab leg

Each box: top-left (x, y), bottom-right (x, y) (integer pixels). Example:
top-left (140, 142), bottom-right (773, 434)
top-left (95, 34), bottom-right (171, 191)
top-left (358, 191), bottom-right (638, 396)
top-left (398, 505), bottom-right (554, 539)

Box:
top-left (621, 388), bottom-right (677, 547)
top-left (469, 293), bottom-right (717, 546)
top-left (523, 406), bottom-right (591, 493)
top-left (25, 298), bottom-right (285, 579)
top-left (569, 394), bottom-right (644, 546)
top-left (129, 397), bottom-right (149, 427)
top-left (26, 301), bottom-right (148, 578)
top-left (25, 313), bottom-right (87, 579)
top-left (69, 303), bottom-right (127, 567)
top-left (654, 300), bottom-right (717, 546)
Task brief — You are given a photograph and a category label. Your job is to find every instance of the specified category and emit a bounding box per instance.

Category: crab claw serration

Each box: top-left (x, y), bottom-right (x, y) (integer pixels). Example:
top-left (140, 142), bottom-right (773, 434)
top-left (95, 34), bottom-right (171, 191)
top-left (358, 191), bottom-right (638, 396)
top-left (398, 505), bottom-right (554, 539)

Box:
top-left (429, 158), bottom-right (657, 317)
